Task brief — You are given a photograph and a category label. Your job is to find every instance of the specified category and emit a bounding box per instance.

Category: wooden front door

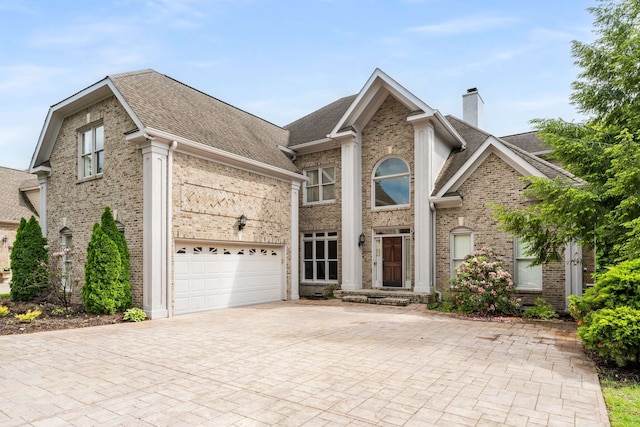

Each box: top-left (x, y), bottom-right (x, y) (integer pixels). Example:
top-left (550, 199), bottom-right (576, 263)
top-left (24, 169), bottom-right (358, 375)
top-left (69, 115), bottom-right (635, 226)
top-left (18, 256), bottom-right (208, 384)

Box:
top-left (382, 237), bottom-right (403, 287)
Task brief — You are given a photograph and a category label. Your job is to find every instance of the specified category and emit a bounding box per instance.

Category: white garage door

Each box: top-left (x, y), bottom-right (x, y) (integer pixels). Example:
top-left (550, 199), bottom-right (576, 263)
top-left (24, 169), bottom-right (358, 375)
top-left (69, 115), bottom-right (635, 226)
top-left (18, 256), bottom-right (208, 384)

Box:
top-left (173, 243), bottom-right (284, 315)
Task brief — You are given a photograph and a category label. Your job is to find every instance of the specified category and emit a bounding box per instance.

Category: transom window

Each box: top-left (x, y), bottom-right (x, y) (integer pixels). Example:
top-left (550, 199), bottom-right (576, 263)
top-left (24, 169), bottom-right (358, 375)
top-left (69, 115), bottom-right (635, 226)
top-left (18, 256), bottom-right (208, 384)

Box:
top-left (515, 239), bottom-right (542, 290)
top-left (451, 229), bottom-right (473, 278)
top-left (373, 157), bottom-right (410, 207)
top-left (79, 124), bottom-right (104, 178)
top-left (304, 167), bottom-right (335, 204)
top-left (302, 232), bottom-right (338, 282)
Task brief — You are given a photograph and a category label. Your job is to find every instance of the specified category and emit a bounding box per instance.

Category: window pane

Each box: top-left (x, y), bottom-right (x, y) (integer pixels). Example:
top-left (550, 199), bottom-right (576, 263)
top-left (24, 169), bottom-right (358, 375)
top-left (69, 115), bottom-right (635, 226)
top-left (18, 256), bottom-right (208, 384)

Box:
top-left (306, 170), bottom-right (318, 186)
top-left (83, 155), bottom-right (92, 177)
top-left (329, 261), bottom-right (338, 280)
top-left (304, 261), bottom-right (313, 280)
top-left (453, 234), bottom-right (472, 259)
top-left (322, 167), bottom-right (334, 183)
top-left (306, 187), bottom-right (319, 203)
top-left (96, 150), bottom-right (104, 173)
top-left (304, 241), bottom-right (313, 259)
top-left (322, 184), bottom-right (335, 200)
top-left (517, 260), bottom-right (540, 288)
top-left (516, 239), bottom-right (533, 258)
top-left (328, 240), bottom-right (337, 259)
top-left (82, 131), bottom-right (92, 154)
top-left (375, 158), bottom-right (409, 177)
top-left (316, 240), bottom-right (325, 260)
top-left (375, 177), bottom-right (409, 206)
top-left (316, 261), bottom-right (325, 280)
top-left (95, 126), bottom-right (104, 150)
top-left (453, 259), bottom-right (464, 275)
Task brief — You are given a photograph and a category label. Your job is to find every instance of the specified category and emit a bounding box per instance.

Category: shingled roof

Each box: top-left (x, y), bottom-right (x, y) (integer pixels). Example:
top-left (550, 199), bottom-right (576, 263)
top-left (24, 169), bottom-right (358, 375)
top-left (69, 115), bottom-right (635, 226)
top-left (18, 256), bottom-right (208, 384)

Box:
top-left (0, 167), bottom-right (38, 224)
top-left (501, 131), bottom-right (548, 154)
top-left (109, 70), bottom-right (297, 172)
top-left (284, 95), bottom-right (357, 147)
top-left (432, 116), bottom-right (580, 195)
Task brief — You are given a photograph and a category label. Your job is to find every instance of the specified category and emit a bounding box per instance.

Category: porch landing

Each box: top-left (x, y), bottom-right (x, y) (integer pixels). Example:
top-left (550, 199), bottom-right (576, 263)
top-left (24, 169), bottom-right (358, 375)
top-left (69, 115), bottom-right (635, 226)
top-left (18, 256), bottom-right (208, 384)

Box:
top-left (334, 289), bottom-right (430, 306)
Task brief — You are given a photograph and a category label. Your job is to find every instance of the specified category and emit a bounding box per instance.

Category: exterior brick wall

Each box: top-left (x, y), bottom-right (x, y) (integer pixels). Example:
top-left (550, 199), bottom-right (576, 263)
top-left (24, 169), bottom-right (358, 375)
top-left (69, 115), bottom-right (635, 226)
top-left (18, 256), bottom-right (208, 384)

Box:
top-left (294, 149), bottom-right (342, 295)
top-left (435, 152), bottom-right (568, 311)
top-left (172, 153), bottom-right (293, 303)
top-left (361, 95), bottom-right (415, 288)
top-left (46, 95), bottom-right (144, 306)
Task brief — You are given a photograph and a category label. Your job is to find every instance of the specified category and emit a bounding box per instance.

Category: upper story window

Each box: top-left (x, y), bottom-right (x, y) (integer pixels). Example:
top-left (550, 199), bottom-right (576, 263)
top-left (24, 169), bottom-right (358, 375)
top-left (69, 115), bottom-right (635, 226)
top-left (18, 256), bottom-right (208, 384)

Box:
top-left (451, 228), bottom-right (473, 278)
top-left (79, 124), bottom-right (104, 178)
top-left (514, 239), bottom-right (542, 290)
top-left (304, 166), bottom-right (335, 204)
top-left (373, 157), bottom-right (410, 208)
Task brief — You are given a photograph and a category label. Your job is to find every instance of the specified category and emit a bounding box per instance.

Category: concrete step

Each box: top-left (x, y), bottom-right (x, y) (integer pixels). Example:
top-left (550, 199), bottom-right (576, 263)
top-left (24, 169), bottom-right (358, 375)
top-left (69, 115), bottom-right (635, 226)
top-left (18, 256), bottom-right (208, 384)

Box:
top-left (335, 289), bottom-right (430, 304)
top-left (341, 295), bottom-right (411, 306)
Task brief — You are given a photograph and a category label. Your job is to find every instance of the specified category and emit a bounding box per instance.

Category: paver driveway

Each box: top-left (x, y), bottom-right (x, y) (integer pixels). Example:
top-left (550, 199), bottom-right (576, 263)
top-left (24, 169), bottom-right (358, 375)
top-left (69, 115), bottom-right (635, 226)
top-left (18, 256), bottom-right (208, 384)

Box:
top-left (0, 300), bottom-right (609, 426)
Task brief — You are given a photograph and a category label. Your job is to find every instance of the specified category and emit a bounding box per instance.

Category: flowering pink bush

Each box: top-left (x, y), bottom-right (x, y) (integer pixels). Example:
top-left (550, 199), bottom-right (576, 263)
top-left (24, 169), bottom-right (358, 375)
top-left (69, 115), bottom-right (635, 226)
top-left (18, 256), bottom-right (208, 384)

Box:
top-left (451, 247), bottom-right (520, 316)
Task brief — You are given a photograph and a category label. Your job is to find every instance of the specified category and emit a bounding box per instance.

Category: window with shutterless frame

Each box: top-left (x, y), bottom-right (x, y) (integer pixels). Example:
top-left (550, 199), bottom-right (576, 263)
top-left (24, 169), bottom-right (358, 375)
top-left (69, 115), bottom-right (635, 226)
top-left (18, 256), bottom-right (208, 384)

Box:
top-left (78, 123), bottom-right (104, 179)
top-left (304, 166), bottom-right (335, 204)
top-left (302, 231), bottom-right (338, 282)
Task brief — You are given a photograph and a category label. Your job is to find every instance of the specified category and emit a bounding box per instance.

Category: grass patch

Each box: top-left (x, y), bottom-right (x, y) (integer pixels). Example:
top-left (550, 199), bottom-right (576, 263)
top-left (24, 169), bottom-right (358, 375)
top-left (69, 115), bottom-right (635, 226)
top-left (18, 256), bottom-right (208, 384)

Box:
top-left (601, 382), bottom-right (640, 426)
top-left (0, 293), bottom-right (9, 298)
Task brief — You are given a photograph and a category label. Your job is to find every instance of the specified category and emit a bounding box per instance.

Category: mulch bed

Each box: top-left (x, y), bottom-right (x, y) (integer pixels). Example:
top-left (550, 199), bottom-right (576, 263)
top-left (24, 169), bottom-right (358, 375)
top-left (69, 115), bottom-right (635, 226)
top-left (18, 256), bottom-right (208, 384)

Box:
top-left (0, 296), bottom-right (125, 336)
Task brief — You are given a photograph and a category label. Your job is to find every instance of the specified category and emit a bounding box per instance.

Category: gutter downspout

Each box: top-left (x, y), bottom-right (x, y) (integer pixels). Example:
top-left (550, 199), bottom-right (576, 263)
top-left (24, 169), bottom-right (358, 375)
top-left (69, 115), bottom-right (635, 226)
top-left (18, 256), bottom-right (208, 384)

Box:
top-left (166, 140), bottom-right (178, 317)
top-left (430, 202), bottom-right (441, 302)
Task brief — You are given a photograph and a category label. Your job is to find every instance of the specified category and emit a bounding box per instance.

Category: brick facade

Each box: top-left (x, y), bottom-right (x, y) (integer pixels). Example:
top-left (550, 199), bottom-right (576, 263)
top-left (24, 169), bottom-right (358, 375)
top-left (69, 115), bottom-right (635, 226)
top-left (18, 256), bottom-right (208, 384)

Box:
top-left (46, 95), bottom-right (145, 305)
top-left (361, 95), bottom-right (415, 287)
top-left (435, 153), bottom-right (568, 311)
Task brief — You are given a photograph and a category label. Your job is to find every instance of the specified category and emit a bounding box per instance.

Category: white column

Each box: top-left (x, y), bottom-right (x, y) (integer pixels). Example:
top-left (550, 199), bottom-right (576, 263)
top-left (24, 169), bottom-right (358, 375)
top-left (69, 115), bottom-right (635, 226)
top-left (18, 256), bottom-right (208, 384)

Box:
top-left (341, 134), bottom-right (362, 290)
top-left (290, 181), bottom-right (300, 300)
top-left (413, 121), bottom-right (433, 294)
top-left (565, 241), bottom-right (583, 309)
top-left (141, 140), bottom-right (169, 319)
top-left (37, 173), bottom-right (49, 237)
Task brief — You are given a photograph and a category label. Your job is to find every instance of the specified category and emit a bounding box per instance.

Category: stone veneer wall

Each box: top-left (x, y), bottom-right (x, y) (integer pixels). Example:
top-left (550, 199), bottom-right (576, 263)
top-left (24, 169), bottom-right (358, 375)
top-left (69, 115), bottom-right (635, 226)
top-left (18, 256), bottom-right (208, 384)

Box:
top-left (361, 95), bottom-right (415, 288)
top-left (46, 95), bottom-right (144, 305)
top-left (294, 149), bottom-right (342, 295)
top-left (172, 153), bottom-right (293, 303)
top-left (435, 153), bottom-right (567, 311)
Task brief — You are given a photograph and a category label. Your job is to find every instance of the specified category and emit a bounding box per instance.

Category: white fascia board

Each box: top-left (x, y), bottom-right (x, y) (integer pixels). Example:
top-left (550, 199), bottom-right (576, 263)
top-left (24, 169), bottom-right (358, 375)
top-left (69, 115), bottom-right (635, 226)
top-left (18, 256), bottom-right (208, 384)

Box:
top-left (434, 137), bottom-right (545, 198)
top-left (29, 78), bottom-right (145, 170)
top-left (30, 165), bottom-right (51, 176)
top-left (140, 127), bottom-right (305, 183)
top-left (434, 110), bottom-right (466, 149)
top-left (288, 137), bottom-right (339, 155)
top-left (429, 195), bottom-right (463, 208)
top-left (330, 68), bottom-right (435, 137)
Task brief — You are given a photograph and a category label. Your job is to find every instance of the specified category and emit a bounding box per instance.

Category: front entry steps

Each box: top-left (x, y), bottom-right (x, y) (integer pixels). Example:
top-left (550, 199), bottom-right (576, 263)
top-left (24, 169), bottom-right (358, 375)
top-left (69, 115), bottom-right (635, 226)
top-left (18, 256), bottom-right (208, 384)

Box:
top-left (335, 289), bottom-right (430, 306)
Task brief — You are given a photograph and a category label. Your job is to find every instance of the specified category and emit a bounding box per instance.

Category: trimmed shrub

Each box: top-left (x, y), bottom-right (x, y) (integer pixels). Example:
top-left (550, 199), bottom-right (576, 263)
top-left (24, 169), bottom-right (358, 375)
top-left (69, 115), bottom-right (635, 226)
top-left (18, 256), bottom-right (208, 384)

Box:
top-left (10, 216), bottom-right (48, 301)
top-left (578, 306), bottom-right (640, 367)
top-left (82, 224), bottom-right (122, 314)
top-left (101, 207), bottom-right (132, 311)
top-left (569, 258), bottom-right (640, 325)
top-left (451, 247), bottom-right (520, 316)
top-left (523, 298), bottom-right (559, 320)
top-left (123, 307), bottom-right (147, 322)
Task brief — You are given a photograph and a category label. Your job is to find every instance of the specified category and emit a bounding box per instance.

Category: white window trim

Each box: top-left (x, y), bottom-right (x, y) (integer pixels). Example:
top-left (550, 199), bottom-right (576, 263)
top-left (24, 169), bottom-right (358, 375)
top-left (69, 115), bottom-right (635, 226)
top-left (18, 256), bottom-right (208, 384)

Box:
top-left (450, 228), bottom-right (473, 279)
top-left (60, 228), bottom-right (73, 293)
top-left (78, 122), bottom-right (104, 179)
top-left (514, 239), bottom-right (543, 291)
top-left (303, 166), bottom-right (336, 205)
top-left (301, 231), bottom-right (339, 283)
top-left (371, 156), bottom-right (411, 210)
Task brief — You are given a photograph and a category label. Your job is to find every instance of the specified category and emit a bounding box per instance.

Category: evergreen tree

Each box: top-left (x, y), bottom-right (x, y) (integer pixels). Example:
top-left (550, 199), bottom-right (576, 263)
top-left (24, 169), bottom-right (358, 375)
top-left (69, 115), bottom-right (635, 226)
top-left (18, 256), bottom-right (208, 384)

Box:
top-left (10, 216), bottom-right (48, 301)
top-left (100, 207), bottom-right (132, 311)
top-left (494, 0), bottom-right (640, 268)
top-left (82, 223), bottom-right (122, 314)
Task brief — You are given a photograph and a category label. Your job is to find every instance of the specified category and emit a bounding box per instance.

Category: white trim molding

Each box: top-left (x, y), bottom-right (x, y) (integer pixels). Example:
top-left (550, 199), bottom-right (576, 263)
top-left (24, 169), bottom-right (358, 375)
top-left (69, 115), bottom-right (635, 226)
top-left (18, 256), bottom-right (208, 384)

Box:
top-left (290, 181), bottom-right (301, 300)
top-left (340, 132), bottom-right (363, 290)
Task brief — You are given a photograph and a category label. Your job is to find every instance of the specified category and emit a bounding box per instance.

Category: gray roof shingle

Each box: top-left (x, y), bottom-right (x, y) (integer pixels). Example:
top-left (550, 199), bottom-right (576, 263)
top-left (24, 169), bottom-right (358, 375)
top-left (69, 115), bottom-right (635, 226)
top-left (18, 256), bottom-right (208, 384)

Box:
top-left (0, 167), bottom-right (38, 223)
top-left (110, 70), bottom-right (297, 172)
top-left (500, 131), bottom-right (547, 153)
top-left (284, 95), bottom-right (357, 147)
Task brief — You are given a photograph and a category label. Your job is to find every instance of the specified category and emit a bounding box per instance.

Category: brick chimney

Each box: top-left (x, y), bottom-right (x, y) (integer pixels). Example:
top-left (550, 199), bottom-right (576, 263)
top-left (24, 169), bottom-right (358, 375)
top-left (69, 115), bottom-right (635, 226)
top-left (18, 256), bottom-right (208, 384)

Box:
top-left (462, 87), bottom-right (484, 128)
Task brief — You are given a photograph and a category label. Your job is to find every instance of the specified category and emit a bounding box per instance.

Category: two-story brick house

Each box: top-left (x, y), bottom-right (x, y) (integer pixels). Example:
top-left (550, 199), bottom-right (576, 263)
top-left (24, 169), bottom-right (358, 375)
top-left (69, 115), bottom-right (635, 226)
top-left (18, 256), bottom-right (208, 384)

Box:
top-left (30, 68), bottom-right (585, 318)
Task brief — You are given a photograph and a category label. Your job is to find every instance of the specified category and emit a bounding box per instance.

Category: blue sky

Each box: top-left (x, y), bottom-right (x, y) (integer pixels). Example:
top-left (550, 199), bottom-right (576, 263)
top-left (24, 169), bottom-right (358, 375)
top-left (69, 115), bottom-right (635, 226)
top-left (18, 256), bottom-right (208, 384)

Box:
top-left (0, 0), bottom-right (595, 171)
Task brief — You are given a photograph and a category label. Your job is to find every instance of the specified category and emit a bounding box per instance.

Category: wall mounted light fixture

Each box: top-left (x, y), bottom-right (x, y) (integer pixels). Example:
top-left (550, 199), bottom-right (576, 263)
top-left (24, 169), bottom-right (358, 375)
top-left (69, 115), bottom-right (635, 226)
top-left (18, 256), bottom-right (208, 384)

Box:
top-left (358, 232), bottom-right (365, 247)
top-left (238, 214), bottom-right (247, 231)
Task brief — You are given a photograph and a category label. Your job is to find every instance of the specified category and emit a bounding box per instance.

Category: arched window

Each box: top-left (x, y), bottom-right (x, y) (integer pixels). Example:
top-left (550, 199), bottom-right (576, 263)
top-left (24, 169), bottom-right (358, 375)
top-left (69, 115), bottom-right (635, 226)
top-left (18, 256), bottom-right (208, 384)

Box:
top-left (372, 157), bottom-right (410, 207)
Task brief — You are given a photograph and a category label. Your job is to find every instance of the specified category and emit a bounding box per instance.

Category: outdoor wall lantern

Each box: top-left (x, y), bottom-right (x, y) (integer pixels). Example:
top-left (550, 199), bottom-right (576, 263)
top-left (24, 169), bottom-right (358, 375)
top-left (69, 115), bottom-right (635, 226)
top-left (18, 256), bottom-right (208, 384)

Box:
top-left (238, 214), bottom-right (247, 231)
top-left (358, 232), bottom-right (365, 247)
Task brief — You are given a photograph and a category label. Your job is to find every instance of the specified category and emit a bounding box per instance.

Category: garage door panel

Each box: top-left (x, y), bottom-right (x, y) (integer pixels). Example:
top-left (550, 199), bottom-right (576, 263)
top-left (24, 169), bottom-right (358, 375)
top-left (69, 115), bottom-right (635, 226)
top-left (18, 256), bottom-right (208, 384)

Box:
top-left (174, 243), bottom-right (283, 315)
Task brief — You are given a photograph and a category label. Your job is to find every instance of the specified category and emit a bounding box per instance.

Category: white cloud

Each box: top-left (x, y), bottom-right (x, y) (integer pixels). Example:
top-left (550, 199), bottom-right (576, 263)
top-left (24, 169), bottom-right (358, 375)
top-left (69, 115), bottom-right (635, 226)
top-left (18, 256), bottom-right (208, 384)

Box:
top-left (409, 14), bottom-right (518, 35)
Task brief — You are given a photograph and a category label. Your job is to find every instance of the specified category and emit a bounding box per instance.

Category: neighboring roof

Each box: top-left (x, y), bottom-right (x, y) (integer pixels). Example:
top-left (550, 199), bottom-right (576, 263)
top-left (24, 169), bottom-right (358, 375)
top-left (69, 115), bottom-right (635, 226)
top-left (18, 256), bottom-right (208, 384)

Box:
top-left (284, 95), bottom-right (357, 147)
top-left (109, 70), bottom-right (297, 172)
top-left (500, 131), bottom-right (547, 154)
top-left (0, 167), bottom-right (38, 223)
top-left (432, 116), bottom-right (580, 196)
